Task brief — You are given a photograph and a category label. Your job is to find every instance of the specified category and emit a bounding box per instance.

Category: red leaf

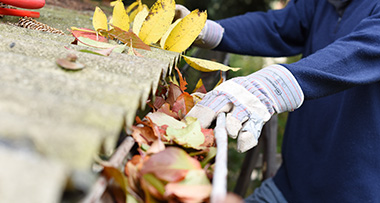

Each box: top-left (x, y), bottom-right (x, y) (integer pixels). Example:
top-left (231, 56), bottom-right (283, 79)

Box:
top-left (125, 155), bottom-right (148, 193)
top-left (153, 96), bottom-right (166, 110)
top-left (157, 103), bottom-right (179, 119)
top-left (140, 147), bottom-right (201, 182)
top-left (107, 26), bottom-right (151, 50)
top-left (71, 28), bottom-right (108, 42)
top-left (131, 125), bottom-right (157, 146)
top-left (165, 184), bottom-right (212, 202)
top-left (200, 128), bottom-right (215, 147)
top-left (194, 83), bottom-right (207, 94)
top-left (172, 93), bottom-right (194, 119)
top-left (164, 170), bottom-right (212, 202)
top-left (166, 83), bottom-right (182, 106)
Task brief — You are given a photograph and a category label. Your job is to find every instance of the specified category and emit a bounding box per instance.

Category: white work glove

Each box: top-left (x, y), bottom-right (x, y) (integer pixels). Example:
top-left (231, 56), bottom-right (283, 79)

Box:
top-left (175, 4), bottom-right (224, 49)
top-left (186, 65), bottom-right (304, 153)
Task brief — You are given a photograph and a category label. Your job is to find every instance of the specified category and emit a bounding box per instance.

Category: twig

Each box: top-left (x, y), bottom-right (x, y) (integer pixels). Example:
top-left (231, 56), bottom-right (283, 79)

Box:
top-left (81, 136), bottom-right (135, 203)
top-left (108, 136), bottom-right (135, 167)
top-left (211, 113), bottom-right (228, 203)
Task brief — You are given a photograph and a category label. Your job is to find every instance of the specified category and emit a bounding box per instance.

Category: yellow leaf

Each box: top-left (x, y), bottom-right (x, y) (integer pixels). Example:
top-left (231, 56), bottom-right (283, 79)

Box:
top-left (109, 16), bottom-right (113, 29)
top-left (193, 78), bottom-right (204, 92)
top-left (110, 0), bottom-right (121, 7)
top-left (127, 0), bottom-right (143, 22)
top-left (93, 7), bottom-right (108, 32)
top-left (132, 6), bottom-right (149, 35)
top-left (164, 10), bottom-right (207, 53)
top-left (160, 18), bottom-right (181, 49)
top-left (169, 74), bottom-right (179, 86)
top-left (112, 1), bottom-right (130, 31)
top-left (70, 27), bottom-right (96, 33)
top-left (139, 0), bottom-right (175, 45)
top-left (182, 55), bottom-right (241, 72)
top-left (126, 1), bottom-right (139, 13)
top-left (129, 9), bottom-right (139, 22)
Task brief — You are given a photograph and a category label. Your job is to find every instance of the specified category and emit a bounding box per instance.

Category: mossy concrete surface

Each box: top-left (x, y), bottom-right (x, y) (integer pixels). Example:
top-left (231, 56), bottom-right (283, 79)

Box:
top-left (0, 4), bottom-right (179, 203)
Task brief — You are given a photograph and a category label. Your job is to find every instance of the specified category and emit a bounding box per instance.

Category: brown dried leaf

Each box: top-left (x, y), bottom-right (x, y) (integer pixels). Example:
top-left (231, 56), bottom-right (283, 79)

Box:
top-left (166, 83), bottom-right (182, 106)
top-left (146, 139), bottom-right (165, 154)
top-left (200, 128), bottom-right (215, 147)
top-left (108, 26), bottom-right (151, 50)
top-left (157, 103), bottom-right (179, 119)
top-left (172, 92), bottom-right (194, 119)
top-left (102, 166), bottom-right (128, 194)
top-left (56, 58), bottom-right (85, 70)
top-left (131, 125), bottom-right (157, 146)
top-left (153, 96), bottom-right (167, 110)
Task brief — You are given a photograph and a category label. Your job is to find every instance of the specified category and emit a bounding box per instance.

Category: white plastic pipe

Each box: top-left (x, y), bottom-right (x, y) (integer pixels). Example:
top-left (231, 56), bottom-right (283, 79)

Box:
top-left (211, 113), bottom-right (228, 203)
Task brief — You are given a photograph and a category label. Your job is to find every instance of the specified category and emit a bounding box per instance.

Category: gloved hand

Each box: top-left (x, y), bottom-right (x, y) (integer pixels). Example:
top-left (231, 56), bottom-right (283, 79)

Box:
top-left (174, 4), bottom-right (191, 20)
top-left (186, 65), bottom-right (304, 152)
top-left (174, 4), bottom-right (224, 49)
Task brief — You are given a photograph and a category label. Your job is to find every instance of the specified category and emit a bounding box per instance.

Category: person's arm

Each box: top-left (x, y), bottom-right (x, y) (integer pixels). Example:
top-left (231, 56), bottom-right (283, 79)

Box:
top-left (217, 1), bottom-right (380, 99)
top-left (285, 5), bottom-right (380, 99)
top-left (215, 0), bottom-right (317, 56)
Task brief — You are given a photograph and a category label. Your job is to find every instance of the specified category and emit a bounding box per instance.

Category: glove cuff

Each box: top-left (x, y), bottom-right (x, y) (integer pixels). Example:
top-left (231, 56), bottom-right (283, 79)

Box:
top-left (194, 20), bottom-right (224, 49)
top-left (250, 65), bottom-right (304, 113)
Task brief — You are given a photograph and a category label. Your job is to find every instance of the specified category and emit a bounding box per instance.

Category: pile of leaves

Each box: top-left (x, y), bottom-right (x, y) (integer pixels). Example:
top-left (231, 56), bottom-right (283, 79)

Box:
top-left (65, 0), bottom-right (241, 202)
top-left (98, 67), bottom-right (218, 202)
top-left (65, 0), bottom-right (239, 72)
top-left (124, 67), bottom-right (218, 202)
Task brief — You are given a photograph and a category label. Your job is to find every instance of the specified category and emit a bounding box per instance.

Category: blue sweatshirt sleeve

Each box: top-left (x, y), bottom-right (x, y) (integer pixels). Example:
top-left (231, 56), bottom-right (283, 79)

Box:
top-left (216, 0), bottom-right (380, 100)
top-left (285, 5), bottom-right (380, 99)
top-left (216, 0), bottom-right (317, 56)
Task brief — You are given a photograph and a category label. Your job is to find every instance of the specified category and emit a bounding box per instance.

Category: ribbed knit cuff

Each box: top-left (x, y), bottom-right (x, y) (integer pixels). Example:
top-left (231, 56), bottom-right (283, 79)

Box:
top-left (249, 65), bottom-right (304, 113)
top-left (194, 20), bottom-right (224, 49)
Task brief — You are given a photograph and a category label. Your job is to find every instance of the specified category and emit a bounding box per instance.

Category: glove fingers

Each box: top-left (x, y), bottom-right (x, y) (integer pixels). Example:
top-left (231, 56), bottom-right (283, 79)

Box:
top-left (226, 106), bottom-right (249, 139)
top-left (226, 114), bottom-right (241, 139)
top-left (237, 131), bottom-right (258, 153)
top-left (185, 104), bottom-right (216, 128)
top-left (187, 90), bottom-right (234, 129)
top-left (236, 117), bottom-right (265, 153)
